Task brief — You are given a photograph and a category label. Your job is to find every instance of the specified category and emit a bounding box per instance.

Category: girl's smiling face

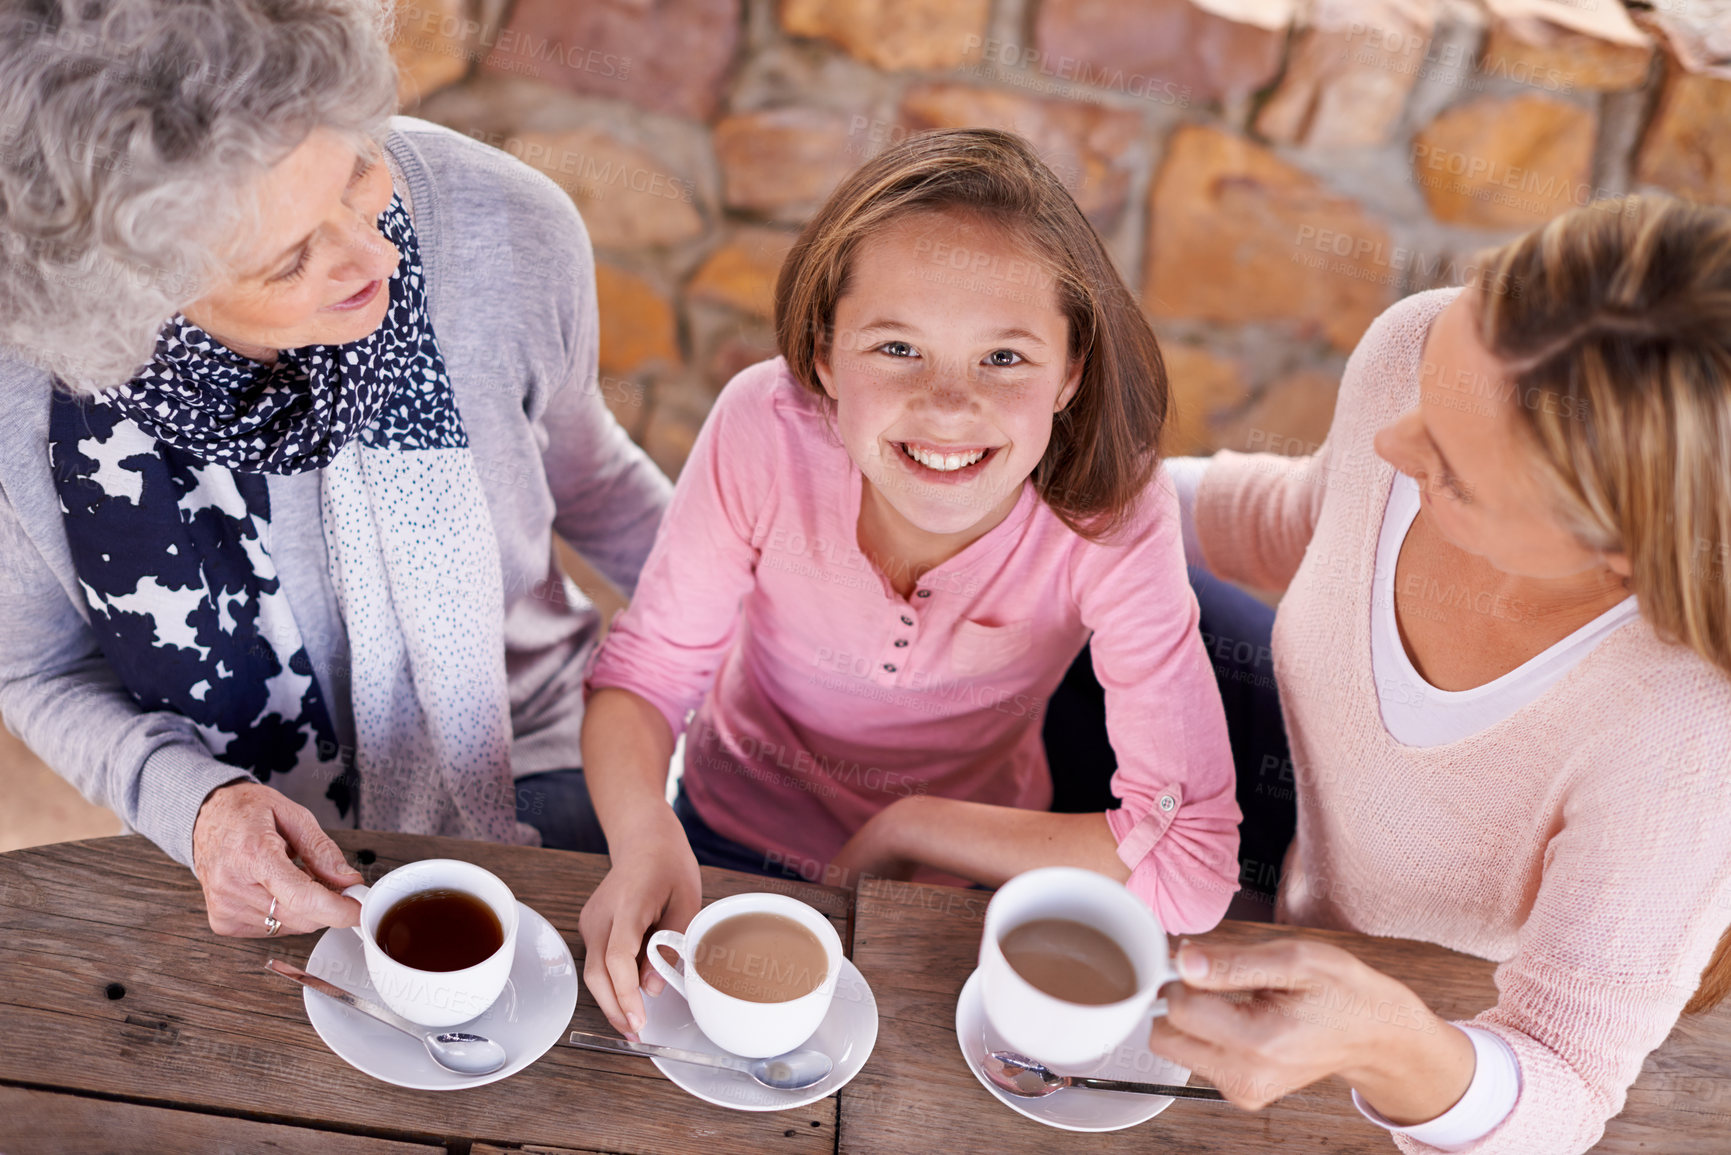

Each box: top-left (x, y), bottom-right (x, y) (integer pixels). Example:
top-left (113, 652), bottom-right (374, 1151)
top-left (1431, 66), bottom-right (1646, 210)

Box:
top-left (815, 211), bottom-right (1082, 540)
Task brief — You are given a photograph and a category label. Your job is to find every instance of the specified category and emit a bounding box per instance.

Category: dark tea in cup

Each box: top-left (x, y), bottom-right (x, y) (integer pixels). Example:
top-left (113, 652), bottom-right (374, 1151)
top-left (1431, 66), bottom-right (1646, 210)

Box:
top-left (375, 888), bottom-right (504, 972)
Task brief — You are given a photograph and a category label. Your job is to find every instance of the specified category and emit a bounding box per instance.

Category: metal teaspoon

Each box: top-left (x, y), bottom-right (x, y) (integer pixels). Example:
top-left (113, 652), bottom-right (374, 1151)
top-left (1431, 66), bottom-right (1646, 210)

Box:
top-left (265, 959), bottom-right (508, 1076)
top-left (563, 1029), bottom-right (833, 1090)
top-left (984, 1050), bottom-right (1228, 1101)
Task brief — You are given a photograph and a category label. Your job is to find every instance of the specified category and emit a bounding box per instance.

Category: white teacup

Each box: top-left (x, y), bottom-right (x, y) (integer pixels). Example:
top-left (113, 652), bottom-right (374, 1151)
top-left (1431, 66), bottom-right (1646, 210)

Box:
top-left (977, 866), bottom-right (1180, 1069)
top-left (647, 892), bottom-right (843, 1059)
top-left (341, 859), bottom-right (519, 1029)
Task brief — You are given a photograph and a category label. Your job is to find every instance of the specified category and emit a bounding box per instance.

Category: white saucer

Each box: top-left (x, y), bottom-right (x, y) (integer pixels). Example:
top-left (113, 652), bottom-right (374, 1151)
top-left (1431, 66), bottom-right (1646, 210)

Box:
top-left (638, 956), bottom-right (877, 1111)
top-left (300, 901), bottom-right (578, 1090)
top-left (954, 967), bottom-right (1191, 1132)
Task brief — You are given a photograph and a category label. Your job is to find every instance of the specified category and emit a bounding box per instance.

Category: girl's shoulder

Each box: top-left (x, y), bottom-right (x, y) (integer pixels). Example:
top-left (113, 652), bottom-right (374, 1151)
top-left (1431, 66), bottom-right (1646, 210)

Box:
top-left (706, 356), bottom-right (839, 446)
top-left (716, 355), bottom-right (823, 407)
top-left (1035, 467), bottom-right (1181, 584)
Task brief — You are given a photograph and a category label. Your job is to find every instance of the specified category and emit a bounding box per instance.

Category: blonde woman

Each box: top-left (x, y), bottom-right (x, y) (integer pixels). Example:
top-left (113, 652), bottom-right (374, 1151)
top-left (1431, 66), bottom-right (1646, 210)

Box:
top-left (1147, 197), bottom-right (1731, 1153)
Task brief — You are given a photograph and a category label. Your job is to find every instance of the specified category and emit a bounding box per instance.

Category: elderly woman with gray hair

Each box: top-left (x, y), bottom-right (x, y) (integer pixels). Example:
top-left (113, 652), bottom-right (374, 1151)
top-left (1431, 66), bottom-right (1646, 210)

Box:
top-left (0, 0), bottom-right (669, 937)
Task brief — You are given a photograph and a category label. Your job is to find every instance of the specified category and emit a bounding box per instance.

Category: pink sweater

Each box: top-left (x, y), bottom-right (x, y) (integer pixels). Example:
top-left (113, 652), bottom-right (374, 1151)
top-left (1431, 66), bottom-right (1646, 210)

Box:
top-left (1194, 288), bottom-right (1731, 1154)
top-left (588, 358), bottom-right (1241, 931)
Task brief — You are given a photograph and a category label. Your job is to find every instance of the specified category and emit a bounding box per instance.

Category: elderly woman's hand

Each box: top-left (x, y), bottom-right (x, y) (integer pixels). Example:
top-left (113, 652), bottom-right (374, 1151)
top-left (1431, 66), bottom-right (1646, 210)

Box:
top-left (191, 781), bottom-right (364, 938)
top-left (1147, 938), bottom-right (1477, 1124)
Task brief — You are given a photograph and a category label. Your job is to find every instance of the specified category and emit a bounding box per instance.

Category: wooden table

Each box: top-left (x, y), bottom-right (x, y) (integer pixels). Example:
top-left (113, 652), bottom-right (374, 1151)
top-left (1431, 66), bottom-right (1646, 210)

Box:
top-left (0, 834), bottom-right (1725, 1153)
top-left (842, 881), bottom-right (1731, 1153)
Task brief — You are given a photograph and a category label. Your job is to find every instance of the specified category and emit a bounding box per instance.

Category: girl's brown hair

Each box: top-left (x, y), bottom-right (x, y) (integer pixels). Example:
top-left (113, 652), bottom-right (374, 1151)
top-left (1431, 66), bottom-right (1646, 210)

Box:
top-left (773, 128), bottom-right (1167, 541)
top-left (1474, 194), bottom-right (1731, 1014)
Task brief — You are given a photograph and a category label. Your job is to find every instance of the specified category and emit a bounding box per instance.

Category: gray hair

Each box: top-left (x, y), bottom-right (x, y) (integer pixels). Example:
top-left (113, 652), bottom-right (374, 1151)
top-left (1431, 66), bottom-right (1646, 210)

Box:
top-left (0, 0), bottom-right (398, 391)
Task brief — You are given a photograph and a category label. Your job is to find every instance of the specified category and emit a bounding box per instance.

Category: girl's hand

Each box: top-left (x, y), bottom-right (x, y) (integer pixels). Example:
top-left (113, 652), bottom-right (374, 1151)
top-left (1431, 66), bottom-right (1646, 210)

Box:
top-left (1147, 939), bottom-right (1477, 1123)
top-left (576, 809), bottom-right (702, 1038)
top-left (191, 780), bottom-right (364, 937)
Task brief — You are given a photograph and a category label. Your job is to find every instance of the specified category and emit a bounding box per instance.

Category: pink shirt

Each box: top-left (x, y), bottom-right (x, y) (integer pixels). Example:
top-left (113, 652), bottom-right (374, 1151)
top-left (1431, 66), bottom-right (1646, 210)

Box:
top-left (588, 358), bottom-right (1240, 931)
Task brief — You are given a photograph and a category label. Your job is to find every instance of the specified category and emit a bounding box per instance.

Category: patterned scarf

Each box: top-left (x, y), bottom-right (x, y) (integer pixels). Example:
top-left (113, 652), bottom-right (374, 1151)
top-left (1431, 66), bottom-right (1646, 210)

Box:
top-left (50, 196), bottom-right (536, 845)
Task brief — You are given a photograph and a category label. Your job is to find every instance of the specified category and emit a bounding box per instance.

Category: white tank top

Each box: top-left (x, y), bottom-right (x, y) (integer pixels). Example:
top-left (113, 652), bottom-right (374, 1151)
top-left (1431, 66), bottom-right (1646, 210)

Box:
top-left (1371, 473), bottom-right (1639, 748)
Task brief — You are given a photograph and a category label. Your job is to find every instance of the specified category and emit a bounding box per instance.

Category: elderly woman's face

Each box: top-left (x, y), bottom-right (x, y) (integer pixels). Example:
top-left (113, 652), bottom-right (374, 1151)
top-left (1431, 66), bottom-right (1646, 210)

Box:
top-left (182, 128), bottom-right (398, 359)
top-left (1372, 293), bottom-right (1629, 581)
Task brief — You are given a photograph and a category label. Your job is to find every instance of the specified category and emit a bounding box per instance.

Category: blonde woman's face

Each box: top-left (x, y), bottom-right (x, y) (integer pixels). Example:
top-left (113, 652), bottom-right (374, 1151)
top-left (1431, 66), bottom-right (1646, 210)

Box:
top-left (1372, 293), bottom-right (1628, 580)
top-left (815, 212), bottom-right (1082, 539)
top-left (183, 128), bottom-right (399, 358)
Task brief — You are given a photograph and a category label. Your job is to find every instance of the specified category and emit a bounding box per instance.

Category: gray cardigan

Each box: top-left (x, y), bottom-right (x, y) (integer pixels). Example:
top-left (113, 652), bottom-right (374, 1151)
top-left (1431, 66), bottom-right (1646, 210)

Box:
top-left (0, 117), bottom-right (671, 868)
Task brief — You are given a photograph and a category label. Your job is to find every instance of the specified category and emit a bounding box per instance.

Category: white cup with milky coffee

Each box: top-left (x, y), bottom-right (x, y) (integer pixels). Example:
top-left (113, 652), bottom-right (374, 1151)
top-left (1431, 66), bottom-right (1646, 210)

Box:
top-left (647, 892), bottom-right (843, 1058)
top-left (977, 866), bottom-right (1180, 1069)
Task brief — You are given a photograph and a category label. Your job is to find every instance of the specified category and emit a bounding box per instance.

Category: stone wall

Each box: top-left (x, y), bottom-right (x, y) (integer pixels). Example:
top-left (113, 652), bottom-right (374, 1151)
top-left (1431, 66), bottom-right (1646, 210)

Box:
top-left (390, 0), bottom-right (1731, 478)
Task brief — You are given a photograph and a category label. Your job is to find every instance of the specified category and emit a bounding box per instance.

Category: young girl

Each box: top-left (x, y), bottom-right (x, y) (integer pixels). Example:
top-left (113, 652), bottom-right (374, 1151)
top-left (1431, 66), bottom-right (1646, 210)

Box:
top-left (578, 129), bottom-right (1239, 1036)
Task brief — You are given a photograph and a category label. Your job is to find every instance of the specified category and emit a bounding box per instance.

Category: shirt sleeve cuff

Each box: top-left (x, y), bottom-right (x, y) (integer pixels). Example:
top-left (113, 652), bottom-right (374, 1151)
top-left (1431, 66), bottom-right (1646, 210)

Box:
top-left (1161, 456), bottom-right (1211, 571)
top-left (1351, 1026), bottom-right (1521, 1151)
top-left (583, 670), bottom-right (690, 744)
top-left (135, 743), bottom-right (256, 871)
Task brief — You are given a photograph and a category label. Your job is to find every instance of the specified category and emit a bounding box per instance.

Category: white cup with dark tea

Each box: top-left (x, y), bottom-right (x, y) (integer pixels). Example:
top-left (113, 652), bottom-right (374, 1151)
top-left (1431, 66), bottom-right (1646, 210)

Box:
top-left (340, 859), bottom-right (519, 1028)
top-left (977, 866), bottom-right (1179, 1068)
top-left (647, 892), bottom-right (842, 1058)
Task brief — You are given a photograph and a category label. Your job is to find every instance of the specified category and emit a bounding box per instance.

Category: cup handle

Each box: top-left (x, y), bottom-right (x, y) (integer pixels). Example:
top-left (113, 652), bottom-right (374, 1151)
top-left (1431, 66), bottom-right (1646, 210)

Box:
top-left (342, 883), bottom-right (369, 943)
top-left (1148, 956), bottom-right (1182, 1020)
top-left (646, 929), bottom-right (688, 999)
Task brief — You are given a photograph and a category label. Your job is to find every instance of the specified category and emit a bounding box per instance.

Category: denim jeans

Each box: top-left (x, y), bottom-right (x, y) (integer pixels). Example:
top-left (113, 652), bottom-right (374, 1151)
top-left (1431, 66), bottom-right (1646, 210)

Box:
top-left (515, 767), bottom-right (802, 880)
top-left (514, 768), bottom-right (610, 854)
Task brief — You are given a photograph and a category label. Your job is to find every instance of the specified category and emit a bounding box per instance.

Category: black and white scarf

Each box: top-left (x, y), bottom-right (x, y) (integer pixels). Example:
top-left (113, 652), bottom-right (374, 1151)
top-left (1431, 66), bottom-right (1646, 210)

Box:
top-left (51, 196), bottom-right (535, 845)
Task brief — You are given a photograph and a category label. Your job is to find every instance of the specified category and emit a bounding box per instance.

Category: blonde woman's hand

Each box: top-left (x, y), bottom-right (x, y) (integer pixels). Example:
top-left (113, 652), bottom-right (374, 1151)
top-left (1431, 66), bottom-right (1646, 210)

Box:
top-left (1146, 938), bottom-right (1476, 1123)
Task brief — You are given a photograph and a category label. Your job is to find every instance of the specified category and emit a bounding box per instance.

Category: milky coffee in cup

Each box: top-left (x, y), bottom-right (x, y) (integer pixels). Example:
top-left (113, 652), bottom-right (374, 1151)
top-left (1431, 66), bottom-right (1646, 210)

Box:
top-left (690, 909), bottom-right (829, 1003)
top-left (977, 867), bottom-right (1180, 1068)
top-left (648, 892), bottom-right (843, 1058)
top-left (998, 917), bottom-right (1139, 1006)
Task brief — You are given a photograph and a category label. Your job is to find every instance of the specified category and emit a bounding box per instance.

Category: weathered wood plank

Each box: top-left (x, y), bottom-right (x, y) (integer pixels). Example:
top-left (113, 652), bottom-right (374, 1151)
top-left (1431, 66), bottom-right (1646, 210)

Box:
top-left (841, 878), bottom-right (1731, 1154)
top-left (473, 1142), bottom-right (830, 1155)
top-left (0, 1084), bottom-right (444, 1155)
top-left (0, 833), bottom-right (844, 1154)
